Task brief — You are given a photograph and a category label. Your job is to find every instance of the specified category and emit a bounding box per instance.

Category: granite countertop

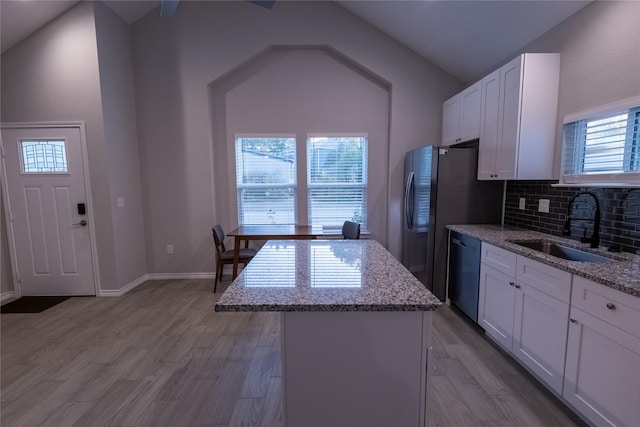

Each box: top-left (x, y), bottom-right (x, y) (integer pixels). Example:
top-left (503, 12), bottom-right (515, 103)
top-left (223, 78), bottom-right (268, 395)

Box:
top-left (215, 239), bottom-right (442, 312)
top-left (447, 224), bottom-right (640, 298)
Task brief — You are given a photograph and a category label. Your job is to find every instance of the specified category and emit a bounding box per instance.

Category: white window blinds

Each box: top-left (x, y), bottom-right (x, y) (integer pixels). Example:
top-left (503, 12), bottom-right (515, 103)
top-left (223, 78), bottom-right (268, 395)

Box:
top-left (562, 103), bottom-right (640, 184)
top-left (307, 136), bottom-right (368, 230)
top-left (235, 137), bottom-right (297, 225)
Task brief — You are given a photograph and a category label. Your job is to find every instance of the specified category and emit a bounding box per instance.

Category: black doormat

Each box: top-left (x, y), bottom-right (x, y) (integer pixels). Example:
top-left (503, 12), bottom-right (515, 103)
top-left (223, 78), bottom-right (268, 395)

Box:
top-left (1, 296), bottom-right (72, 313)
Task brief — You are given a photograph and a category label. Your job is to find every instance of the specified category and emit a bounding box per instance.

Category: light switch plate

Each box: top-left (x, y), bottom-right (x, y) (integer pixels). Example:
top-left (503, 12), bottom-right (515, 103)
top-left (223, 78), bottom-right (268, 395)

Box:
top-left (117, 197), bottom-right (125, 208)
top-left (519, 198), bottom-right (526, 210)
top-left (538, 199), bottom-right (550, 213)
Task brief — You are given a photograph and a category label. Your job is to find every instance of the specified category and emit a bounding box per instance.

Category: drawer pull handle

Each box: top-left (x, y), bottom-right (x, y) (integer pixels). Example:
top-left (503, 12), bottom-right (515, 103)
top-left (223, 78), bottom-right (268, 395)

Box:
top-left (570, 318), bottom-right (577, 323)
top-left (514, 284), bottom-right (521, 289)
top-left (509, 281), bottom-right (515, 286)
top-left (606, 302), bottom-right (616, 310)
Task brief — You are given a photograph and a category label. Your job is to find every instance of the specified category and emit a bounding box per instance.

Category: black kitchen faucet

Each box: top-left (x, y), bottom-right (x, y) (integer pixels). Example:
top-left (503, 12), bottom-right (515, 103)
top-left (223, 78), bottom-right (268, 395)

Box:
top-left (563, 191), bottom-right (601, 248)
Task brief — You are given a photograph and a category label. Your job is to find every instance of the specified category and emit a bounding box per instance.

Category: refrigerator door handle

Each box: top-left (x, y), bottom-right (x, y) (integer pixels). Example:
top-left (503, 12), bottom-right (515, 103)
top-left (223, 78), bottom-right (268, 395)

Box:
top-left (404, 172), bottom-right (414, 229)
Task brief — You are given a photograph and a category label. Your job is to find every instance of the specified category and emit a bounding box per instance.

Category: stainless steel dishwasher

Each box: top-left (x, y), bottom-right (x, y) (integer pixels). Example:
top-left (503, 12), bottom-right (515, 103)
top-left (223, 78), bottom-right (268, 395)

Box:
top-left (448, 231), bottom-right (481, 323)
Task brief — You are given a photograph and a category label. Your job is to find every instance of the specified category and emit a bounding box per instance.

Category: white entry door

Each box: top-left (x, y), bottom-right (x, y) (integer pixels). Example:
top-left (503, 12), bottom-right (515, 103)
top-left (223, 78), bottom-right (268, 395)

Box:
top-left (1, 125), bottom-right (96, 296)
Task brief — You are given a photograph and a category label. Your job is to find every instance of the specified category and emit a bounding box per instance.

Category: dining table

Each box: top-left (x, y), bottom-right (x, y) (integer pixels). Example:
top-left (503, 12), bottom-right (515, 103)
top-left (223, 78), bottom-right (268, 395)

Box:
top-left (226, 224), bottom-right (332, 278)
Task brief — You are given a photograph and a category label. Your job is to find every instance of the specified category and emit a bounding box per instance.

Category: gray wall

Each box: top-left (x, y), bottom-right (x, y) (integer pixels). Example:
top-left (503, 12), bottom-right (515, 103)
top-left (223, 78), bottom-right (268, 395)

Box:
top-left (213, 47), bottom-right (390, 242)
top-left (1, 1), bottom-right (147, 292)
top-left (481, 0), bottom-right (640, 178)
top-left (2, 0), bottom-right (638, 285)
top-left (0, 2), bottom-right (117, 291)
top-left (94, 2), bottom-right (147, 288)
top-left (132, 1), bottom-right (462, 270)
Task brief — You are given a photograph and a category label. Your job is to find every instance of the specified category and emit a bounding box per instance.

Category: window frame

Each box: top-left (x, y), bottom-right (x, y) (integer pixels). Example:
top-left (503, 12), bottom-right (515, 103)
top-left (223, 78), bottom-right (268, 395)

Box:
top-left (234, 135), bottom-right (298, 225)
top-left (560, 96), bottom-right (640, 186)
top-left (306, 133), bottom-right (368, 231)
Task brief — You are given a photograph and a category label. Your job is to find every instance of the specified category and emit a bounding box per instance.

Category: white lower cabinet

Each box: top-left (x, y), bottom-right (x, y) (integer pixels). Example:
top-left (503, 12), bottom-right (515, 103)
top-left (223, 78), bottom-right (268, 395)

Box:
top-left (479, 243), bottom-right (571, 395)
top-left (479, 262), bottom-right (515, 350)
top-left (562, 277), bottom-right (640, 427)
top-left (512, 282), bottom-right (569, 394)
top-left (478, 242), bottom-right (640, 427)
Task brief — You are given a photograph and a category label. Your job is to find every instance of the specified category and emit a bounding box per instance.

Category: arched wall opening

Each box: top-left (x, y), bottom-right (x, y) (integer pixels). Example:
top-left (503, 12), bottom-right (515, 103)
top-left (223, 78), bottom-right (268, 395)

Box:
top-left (209, 45), bottom-right (391, 245)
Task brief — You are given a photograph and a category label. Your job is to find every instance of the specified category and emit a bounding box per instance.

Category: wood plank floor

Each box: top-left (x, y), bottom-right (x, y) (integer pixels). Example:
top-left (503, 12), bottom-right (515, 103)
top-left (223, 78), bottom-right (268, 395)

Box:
top-left (1, 279), bottom-right (586, 426)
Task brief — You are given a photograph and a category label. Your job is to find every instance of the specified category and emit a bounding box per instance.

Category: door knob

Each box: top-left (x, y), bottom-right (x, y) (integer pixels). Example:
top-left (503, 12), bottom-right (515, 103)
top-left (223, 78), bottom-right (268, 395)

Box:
top-left (73, 220), bottom-right (88, 227)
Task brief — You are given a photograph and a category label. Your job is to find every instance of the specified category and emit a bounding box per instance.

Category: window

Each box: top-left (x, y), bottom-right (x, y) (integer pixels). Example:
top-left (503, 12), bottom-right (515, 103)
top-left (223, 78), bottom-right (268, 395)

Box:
top-left (235, 137), bottom-right (296, 225)
top-left (19, 140), bottom-right (68, 173)
top-left (562, 100), bottom-right (640, 184)
top-left (307, 135), bottom-right (367, 230)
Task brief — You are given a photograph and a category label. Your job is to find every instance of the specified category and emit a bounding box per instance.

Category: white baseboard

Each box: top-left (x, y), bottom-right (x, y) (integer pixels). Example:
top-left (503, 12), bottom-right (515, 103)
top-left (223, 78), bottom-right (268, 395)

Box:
top-left (98, 272), bottom-right (215, 297)
top-left (99, 274), bottom-right (149, 297)
top-left (1, 291), bottom-right (17, 304)
top-left (145, 272), bottom-right (216, 280)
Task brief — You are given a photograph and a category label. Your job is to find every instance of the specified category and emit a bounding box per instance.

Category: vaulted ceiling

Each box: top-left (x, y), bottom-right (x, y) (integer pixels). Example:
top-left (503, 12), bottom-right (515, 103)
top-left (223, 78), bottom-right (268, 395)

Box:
top-left (0, 0), bottom-right (591, 83)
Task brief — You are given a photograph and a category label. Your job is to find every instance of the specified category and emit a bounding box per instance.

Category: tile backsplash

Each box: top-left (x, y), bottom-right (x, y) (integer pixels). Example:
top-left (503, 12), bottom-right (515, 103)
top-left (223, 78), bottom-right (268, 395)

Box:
top-left (504, 181), bottom-right (640, 255)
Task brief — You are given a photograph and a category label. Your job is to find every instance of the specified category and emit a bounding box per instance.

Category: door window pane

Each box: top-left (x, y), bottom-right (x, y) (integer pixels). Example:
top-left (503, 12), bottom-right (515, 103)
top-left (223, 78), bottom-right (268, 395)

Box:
top-left (20, 140), bottom-right (68, 173)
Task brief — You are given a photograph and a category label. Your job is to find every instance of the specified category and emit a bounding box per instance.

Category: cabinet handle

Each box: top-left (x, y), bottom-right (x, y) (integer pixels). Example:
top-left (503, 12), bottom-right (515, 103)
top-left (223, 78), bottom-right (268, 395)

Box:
top-left (570, 318), bottom-right (577, 323)
top-left (514, 284), bottom-right (521, 289)
top-left (606, 302), bottom-right (616, 310)
top-left (509, 281), bottom-right (515, 286)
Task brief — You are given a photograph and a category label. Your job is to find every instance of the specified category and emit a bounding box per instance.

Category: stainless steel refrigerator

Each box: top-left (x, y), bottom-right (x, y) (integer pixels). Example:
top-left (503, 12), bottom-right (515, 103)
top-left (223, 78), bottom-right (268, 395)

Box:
top-left (402, 144), bottom-right (504, 301)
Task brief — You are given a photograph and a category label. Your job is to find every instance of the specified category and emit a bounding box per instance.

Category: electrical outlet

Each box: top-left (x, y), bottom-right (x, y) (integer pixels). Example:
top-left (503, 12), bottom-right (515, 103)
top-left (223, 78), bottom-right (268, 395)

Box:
top-left (519, 198), bottom-right (526, 210)
top-left (538, 199), bottom-right (550, 213)
top-left (167, 244), bottom-right (174, 254)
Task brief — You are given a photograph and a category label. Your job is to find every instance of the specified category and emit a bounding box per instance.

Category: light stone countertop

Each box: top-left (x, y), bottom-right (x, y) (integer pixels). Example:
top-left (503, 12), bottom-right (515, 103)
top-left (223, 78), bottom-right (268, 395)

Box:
top-left (447, 224), bottom-right (640, 298)
top-left (214, 239), bottom-right (442, 312)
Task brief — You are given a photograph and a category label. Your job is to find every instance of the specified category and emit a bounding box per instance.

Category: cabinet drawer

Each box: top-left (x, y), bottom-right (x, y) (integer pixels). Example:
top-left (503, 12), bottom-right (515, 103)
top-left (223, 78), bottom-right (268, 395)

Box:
top-left (516, 256), bottom-right (572, 303)
top-left (480, 243), bottom-right (517, 276)
top-left (572, 276), bottom-right (640, 338)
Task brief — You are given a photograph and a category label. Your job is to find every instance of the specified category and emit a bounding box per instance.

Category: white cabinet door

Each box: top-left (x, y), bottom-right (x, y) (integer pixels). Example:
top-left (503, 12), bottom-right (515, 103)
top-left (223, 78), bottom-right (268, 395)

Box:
top-left (564, 307), bottom-right (640, 427)
top-left (458, 81), bottom-right (482, 142)
top-left (478, 69), bottom-right (500, 179)
top-left (512, 282), bottom-right (569, 395)
top-left (478, 263), bottom-right (515, 350)
top-left (442, 81), bottom-right (482, 146)
top-left (494, 56), bottom-right (521, 180)
top-left (477, 53), bottom-right (559, 181)
top-left (478, 56), bottom-right (521, 180)
top-left (442, 95), bottom-right (461, 146)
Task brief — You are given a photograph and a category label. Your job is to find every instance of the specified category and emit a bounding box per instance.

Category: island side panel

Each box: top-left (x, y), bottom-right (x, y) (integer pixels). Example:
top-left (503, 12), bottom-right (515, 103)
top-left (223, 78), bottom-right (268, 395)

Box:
top-left (281, 311), bottom-right (432, 427)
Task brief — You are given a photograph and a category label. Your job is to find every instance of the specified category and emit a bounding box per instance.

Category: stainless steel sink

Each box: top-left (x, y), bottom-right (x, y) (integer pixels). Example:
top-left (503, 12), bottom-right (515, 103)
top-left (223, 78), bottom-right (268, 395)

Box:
top-left (508, 240), bottom-right (613, 263)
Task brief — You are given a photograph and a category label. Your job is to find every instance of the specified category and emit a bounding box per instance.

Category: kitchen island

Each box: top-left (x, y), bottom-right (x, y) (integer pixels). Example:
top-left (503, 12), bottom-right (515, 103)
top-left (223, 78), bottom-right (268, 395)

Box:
top-left (215, 239), bottom-right (441, 427)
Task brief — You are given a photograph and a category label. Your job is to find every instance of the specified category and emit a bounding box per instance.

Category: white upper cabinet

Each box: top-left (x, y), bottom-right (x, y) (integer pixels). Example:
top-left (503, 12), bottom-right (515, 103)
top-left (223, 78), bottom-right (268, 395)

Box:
top-left (477, 53), bottom-right (560, 180)
top-left (442, 81), bottom-right (482, 146)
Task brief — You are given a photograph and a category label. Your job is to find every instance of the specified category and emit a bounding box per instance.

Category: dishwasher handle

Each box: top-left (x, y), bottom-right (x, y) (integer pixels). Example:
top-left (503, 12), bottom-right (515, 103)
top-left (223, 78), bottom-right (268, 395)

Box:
top-left (451, 237), bottom-right (467, 248)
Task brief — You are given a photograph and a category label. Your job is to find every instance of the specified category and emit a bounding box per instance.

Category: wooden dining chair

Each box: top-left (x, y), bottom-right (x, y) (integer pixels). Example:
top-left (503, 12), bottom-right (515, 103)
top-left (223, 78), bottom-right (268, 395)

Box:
top-left (212, 224), bottom-right (257, 292)
top-left (342, 221), bottom-right (361, 239)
